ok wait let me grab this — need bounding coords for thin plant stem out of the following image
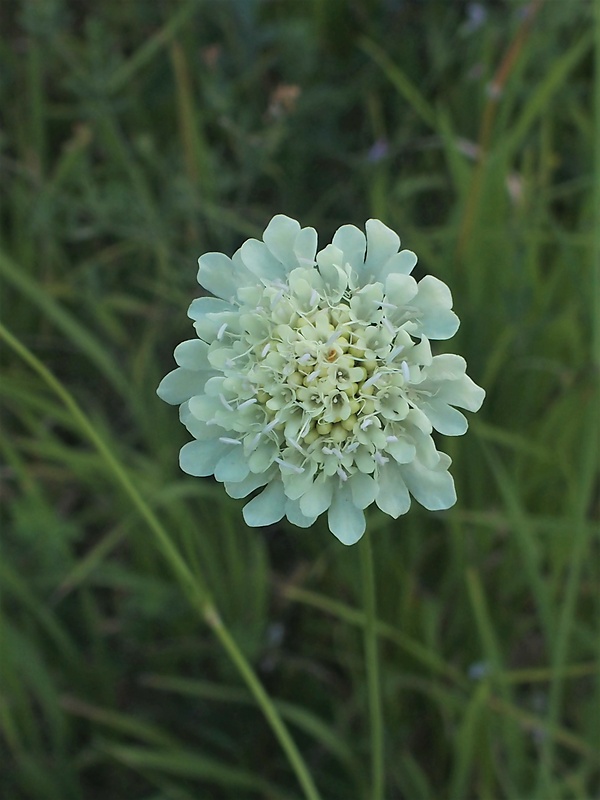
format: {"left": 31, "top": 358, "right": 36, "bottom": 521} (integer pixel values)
{"left": 0, "top": 321, "right": 322, "bottom": 800}
{"left": 360, "top": 528, "right": 384, "bottom": 800}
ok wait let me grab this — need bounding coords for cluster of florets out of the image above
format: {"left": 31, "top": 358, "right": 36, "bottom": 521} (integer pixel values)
{"left": 158, "top": 216, "right": 484, "bottom": 544}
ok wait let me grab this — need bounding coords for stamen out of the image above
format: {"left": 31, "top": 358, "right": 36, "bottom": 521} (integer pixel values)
{"left": 336, "top": 467, "right": 348, "bottom": 482}
{"left": 360, "top": 418, "right": 373, "bottom": 430}
{"left": 331, "top": 447, "right": 343, "bottom": 459}
{"left": 263, "top": 417, "right": 280, "bottom": 434}
{"left": 261, "top": 343, "right": 271, "bottom": 357}
{"left": 379, "top": 300, "right": 396, "bottom": 310}
{"left": 287, "top": 438, "right": 307, "bottom": 456}
{"left": 306, "top": 369, "right": 320, "bottom": 383}
{"left": 386, "top": 435, "right": 398, "bottom": 443}
{"left": 383, "top": 317, "right": 396, "bottom": 334}
{"left": 219, "top": 437, "right": 242, "bottom": 445}
{"left": 219, "top": 394, "right": 233, "bottom": 410}
{"left": 247, "top": 432, "right": 262, "bottom": 450}
{"left": 298, "top": 353, "right": 312, "bottom": 364}
{"left": 275, "top": 458, "right": 305, "bottom": 474}
{"left": 401, "top": 361, "right": 410, "bottom": 382}
{"left": 238, "top": 397, "right": 258, "bottom": 410}
{"left": 309, "top": 289, "right": 319, "bottom": 306}
{"left": 389, "top": 345, "right": 405, "bottom": 360}
{"left": 217, "top": 322, "right": 228, "bottom": 340}
{"left": 374, "top": 452, "right": 389, "bottom": 465}
{"left": 346, "top": 441, "right": 360, "bottom": 453}
{"left": 325, "top": 330, "right": 342, "bottom": 347}
{"left": 362, "top": 372, "right": 381, "bottom": 390}
{"left": 322, "top": 446, "right": 333, "bottom": 455}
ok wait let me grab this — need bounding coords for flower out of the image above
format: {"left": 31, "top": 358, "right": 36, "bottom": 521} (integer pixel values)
{"left": 157, "top": 215, "right": 485, "bottom": 545}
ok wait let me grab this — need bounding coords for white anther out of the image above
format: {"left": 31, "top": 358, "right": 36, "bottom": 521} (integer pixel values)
{"left": 362, "top": 372, "right": 381, "bottom": 390}
{"left": 322, "top": 446, "right": 333, "bottom": 455}
{"left": 238, "top": 397, "right": 258, "bottom": 410}
{"left": 219, "top": 437, "right": 242, "bottom": 445}
{"left": 386, "top": 435, "right": 398, "bottom": 443}
{"left": 261, "top": 343, "right": 271, "bottom": 357}
{"left": 336, "top": 467, "right": 348, "bottom": 482}
{"left": 379, "top": 300, "right": 396, "bottom": 310}
{"left": 309, "top": 289, "right": 319, "bottom": 306}
{"left": 217, "top": 323, "right": 228, "bottom": 340}
{"left": 263, "top": 417, "right": 280, "bottom": 434}
{"left": 401, "top": 361, "right": 410, "bottom": 382}
{"left": 360, "top": 418, "right": 374, "bottom": 430}
{"left": 275, "top": 458, "right": 305, "bottom": 474}
{"left": 248, "top": 433, "right": 262, "bottom": 450}
{"left": 383, "top": 317, "right": 396, "bottom": 334}
{"left": 346, "top": 442, "right": 360, "bottom": 453}
{"left": 287, "top": 438, "right": 307, "bottom": 456}
{"left": 298, "top": 353, "right": 312, "bottom": 364}
{"left": 374, "top": 452, "right": 389, "bottom": 465}
{"left": 219, "top": 394, "right": 233, "bottom": 410}
{"left": 389, "top": 345, "right": 405, "bottom": 360}
{"left": 325, "top": 330, "right": 342, "bottom": 347}
{"left": 306, "top": 369, "right": 320, "bottom": 383}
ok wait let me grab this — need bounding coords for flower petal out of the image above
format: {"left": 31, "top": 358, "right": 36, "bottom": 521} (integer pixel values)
{"left": 243, "top": 480, "right": 287, "bottom": 527}
{"left": 214, "top": 447, "right": 251, "bottom": 483}
{"left": 293, "top": 226, "right": 318, "bottom": 267}
{"left": 263, "top": 215, "right": 302, "bottom": 266}
{"left": 157, "top": 368, "right": 208, "bottom": 405}
{"left": 378, "top": 249, "right": 418, "bottom": 282}
{"left": 411, "top": 276, "right": 459, "bottom": 340}
{"left": 225, "top": 469, "right": 272, "bottom": 499}
{"left": 285, "top": 498, "right": 318, "bottom": 528}
{"left": 375, "top": 462, "right": 411, "bottom": 518}
{"left": 179, "top": 439, "right": 229, "bottom": 477}
{"left": 328, "top": 482, "right": 366, "bottom": 545}
{"left": 348, "top": 472, "right": 378, "bottom": 509}
{"left": 173, "top": 339, "right": 211, "bottom": 370}
{"left": 299, "top": 476, "right": 334, "bottom": 518}
{"left": 188, "top": 296, "right": 235, "bottom": 321}
{"left": 421, "top": 400, "right": 469, "bottom": 436}
{"left": 240, "top": 239, "right": 287, "bottom": 283}
{"left": 400, "top": 455, "right": 456, "bottom": 510}
{"left": 364, "top": 219, "right": 400, "bottom": 276}
{"left": 332, "top": 224, "right": 366, "bottom": 272}
{"left": 197, "top": 252, "right": 254, "bottom": 300}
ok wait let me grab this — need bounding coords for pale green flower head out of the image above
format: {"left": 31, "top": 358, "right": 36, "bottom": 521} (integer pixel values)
{"left": 157, "top": 215, "right": 485, "bottom": 545}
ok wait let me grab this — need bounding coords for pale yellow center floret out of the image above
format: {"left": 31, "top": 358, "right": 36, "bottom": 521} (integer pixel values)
{"left": 254, "top": 298, "right": 396, "bottom": 449}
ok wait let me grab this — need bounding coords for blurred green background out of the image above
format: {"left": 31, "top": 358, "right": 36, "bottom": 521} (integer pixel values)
{"left": 1, "top": 0, "right": 598, "bottom": 798}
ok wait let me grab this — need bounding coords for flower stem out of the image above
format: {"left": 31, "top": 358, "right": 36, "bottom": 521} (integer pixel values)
{"left": 0, "top": 321, "right": 322, "bottom": 800}
{"left": 360, "top": 528, "right": 385, "bottom": 800}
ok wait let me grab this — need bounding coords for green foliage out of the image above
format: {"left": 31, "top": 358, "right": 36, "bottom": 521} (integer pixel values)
{"left": 1, "top": 0, "right": 598, "bottom": 798}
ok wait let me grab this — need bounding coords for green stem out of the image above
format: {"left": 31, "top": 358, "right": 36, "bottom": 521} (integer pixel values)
{"left": 360, "top": 529, "right": 384, "bottom": 800}
{"left": 0, "top": 321, "right": 322, "bottom": 800}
